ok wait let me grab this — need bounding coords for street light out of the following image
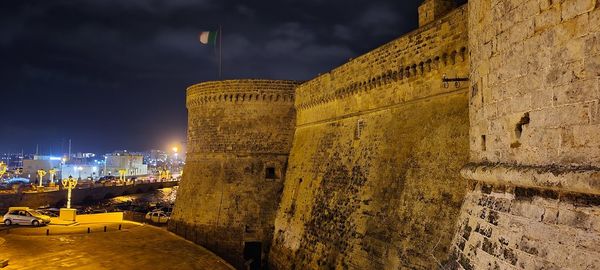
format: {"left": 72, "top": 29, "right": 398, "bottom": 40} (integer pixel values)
{"left": 37, "top": 169, "right": 47, "bottom": 187}
{"left": 62, "top": 176, "right": 78, "bottom": 209}
{"left": 118, "top": 169, "right": 127, "bottom": 183}
{"left": 48, "top": 169, "right": 57, "bottom": 184}
{"left": 0, "top": 162, "right": 7, "bottom": 178}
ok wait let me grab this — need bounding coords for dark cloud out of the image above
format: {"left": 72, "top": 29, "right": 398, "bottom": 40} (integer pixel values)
{"left": 333, "top": 25, "right": 354, "bottom": 41}
{"left": 0, "top": 0, "right": 467, "bottom": 154}
{"left": 359, "top": 5, "right": 400, "bottom": 27}
{"left": 235, "top": 5, "right": 256, "bottom": 18}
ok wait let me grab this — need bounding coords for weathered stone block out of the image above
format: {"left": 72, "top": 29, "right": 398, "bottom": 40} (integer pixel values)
{"left": 591, "top": 99, "right": 600, "bottom": 124}
{"left": 553, "top": 79, "right": 598, "bottom": 105}
{"left": 555, "top": 103, "right": 591, "bottom": 126}
{"left": 561, "top": 0, "right": 596, "bottom": 21}
{"left": 510, "top": 200, "right": 546, "bottom": 221}
{"left": 573, "top": 124, "right": 600, "bottom": 146}
{"left": 539, "top": 0, "right": 558, "bottom": 11}
{"left": 576, "top": 230, "right": 600, "bottom": 253}
{"left": 531, "top": 89, "right": 554, "bottom": 109}
{"left": 584, "top": 54, "right": 600, "bottom": 77}
{"left": 557, "top": 208, "right": 592, "bottom": 229}
{"left": 535, "top": 6, "right": 562, "bottom": 32}
{"left": 541, "top": 207, "right": 559, "bottom": 223}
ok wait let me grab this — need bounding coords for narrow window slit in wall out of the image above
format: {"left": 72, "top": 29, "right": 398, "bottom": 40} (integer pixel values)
{"left": 471, "top": 82, "right": 478, "bottom": 98}
{"left": 265, "top": 167, "right": 276, "bottom": 180}
{"left": 481, "top": 135, "right": 486, "bottom": 151}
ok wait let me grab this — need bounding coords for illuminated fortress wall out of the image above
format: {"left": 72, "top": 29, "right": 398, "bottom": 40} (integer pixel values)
{"left": 169, "top": 80, "right": 300, "bottom": 269}
{"left": 269, "top": 3, "right": 471, "bottom": 269}
{"left": 173, "top": 1, "right": 600, "bottom": 269}
{"left": 447, "top": 0, "right": 600, "bottom": 269}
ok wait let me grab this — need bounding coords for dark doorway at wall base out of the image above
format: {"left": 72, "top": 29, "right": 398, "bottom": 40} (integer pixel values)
{"left": 243, "top": 241, "right": 262, "bottom": 270}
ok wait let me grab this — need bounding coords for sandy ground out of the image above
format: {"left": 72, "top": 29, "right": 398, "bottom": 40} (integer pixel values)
{"left": 0, "top": 223, "right": 233, "bottom": 270}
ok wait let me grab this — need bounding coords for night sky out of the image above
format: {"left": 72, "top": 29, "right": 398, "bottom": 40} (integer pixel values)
{"left": 0, "top": 0, "right": 467, "bottom": 154}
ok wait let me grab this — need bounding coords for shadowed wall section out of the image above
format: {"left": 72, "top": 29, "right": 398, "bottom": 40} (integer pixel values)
{"left": 169, "top": 80, "right": 299, "bottom": 270}
{"left": 269, "top": 5, "right": 470, "bottom": 269}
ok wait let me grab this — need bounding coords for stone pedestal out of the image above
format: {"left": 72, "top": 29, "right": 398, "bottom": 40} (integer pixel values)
{"left": 59, "top": 208, "right": 77, "bottom": 221}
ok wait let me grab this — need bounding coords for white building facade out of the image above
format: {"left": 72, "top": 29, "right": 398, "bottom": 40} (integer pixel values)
{"left": 61, "top": 164, "right": 99, "bottom": 180}
{"left": 104, "top": 152, "right": 148, "bottom": 177}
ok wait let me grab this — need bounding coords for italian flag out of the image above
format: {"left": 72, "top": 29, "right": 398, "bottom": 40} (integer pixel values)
{"left": 199, "top": 31, "right": 218, "bottom": 45}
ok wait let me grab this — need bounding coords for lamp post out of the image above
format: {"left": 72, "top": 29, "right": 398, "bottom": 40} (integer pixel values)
{"left": 48, "top": 169, "right": 57, "bottom": 184}
{"left": 118, "top": 169, "right": 127, "bottom": 184}
{"left": 159, "top": 167, "right": 171, "bottom": 181}
{"left": 62, "top": 176, "right": 78, "bottom": 209}
{"left": 0, "top": 162, "right": 6, "bottom": 179}
{"left": 37, "top": 169, "right": 47, "bottom": 187}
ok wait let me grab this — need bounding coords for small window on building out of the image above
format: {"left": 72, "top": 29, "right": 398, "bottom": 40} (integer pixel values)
{"left": 265, "top": 167, "right": 276, "bottom": 180}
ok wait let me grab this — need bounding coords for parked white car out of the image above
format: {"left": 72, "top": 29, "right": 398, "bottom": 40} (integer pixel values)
{"left": 3, "top": 207, "right": 51, "bottom": 226}
{"left": 144, "top": 211, "right": 170, "bottom": 224}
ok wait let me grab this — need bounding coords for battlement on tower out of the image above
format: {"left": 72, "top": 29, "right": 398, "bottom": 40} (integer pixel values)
{"left": 419, "top": 0, "right": 456, "bottom": 26}
{"left": 186, "top": 79, "right": 299, "bottom": 108}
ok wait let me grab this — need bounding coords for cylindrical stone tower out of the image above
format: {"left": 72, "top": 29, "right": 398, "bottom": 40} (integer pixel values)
{"left": 169, "top": 79, "right": 300, "bottom": 269}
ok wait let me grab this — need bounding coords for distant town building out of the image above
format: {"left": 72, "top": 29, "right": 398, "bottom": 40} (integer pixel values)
{"left": 0, "top": 153, "right": 22, "bottom": 168}
{"left": 146, "top": 149, "right": 168, "bottom": 165}
{"left": 61, "top": 164, "right": 99, "bottom": 180}
{"left": 104, "top": 151, "right": 148, "bottom": 177}
{"left": 73, "top": 152, "right": 96, "bottom": 159}
{"left": 22, "top": 155, "right": 62, "bottom": 181}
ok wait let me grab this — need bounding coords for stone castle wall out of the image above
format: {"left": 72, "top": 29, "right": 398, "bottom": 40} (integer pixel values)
{"left": 269, "top": 5, "right": 471, "bottom": 269}
{"left": 448, "top": 0, "right": 600, "bottom": 269}
{"left": 169, "top": 80, "right": 300, "bottom": 269}
{"left": 173, "top": 1, "right": 600, "bottom": 269}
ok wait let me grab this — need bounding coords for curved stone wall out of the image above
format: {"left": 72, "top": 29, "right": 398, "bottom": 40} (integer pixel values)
{"left": 186, "top": 80, "right": 298, "bottom": 155}
{"left": 170, "top": 79, "right": 300, "bottom": 269}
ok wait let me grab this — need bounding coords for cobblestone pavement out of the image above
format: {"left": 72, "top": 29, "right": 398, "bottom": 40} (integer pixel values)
{"left": 0, "top": 224, "right": 233, "bottom": 270}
